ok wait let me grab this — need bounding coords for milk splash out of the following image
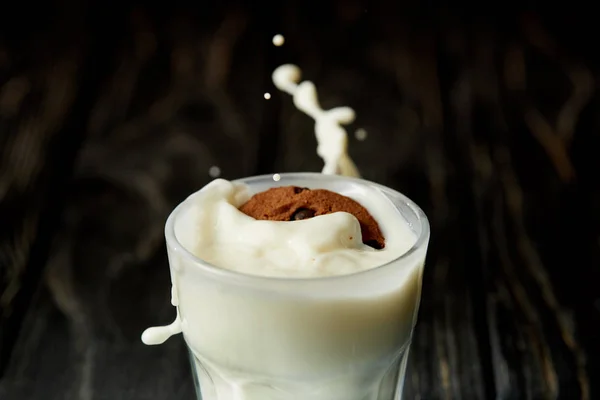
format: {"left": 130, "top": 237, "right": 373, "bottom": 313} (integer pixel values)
{"left": 272, "top": 64, "right": 360, "bottom": 178}
{"left": 142, "top": 286, "right": 182, "bottom": 345}
{"left": 142, "top": 65, "right": 362, "bottom": 346}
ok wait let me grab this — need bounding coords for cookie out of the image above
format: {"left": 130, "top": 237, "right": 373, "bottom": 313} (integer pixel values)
{"left": 239, "top": 186, "right": 385, "bottom": 249}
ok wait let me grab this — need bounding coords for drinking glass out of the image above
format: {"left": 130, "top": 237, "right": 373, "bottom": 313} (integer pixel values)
{"left": 165, "top": 173, "right": 430, "bottom": 400}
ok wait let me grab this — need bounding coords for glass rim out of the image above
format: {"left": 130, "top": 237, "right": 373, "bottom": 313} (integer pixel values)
{"left": 164, "top": 172, "right": 430, "bottom": 284}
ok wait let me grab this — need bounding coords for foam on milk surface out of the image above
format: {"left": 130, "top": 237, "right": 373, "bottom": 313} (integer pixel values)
{"left": 174, "top": 178, "right": 415, "bottom": 278}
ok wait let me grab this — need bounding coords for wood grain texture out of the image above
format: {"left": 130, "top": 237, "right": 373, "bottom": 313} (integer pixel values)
{"left": 0, "top": 0, "right": 88, "bottom": 373}
{"left": 1, "top": 2, "right": 599, "bottom": 399}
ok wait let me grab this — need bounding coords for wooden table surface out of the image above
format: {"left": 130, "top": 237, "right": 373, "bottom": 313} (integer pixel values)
{"left": 1, "top": 2, "right": 599, "bottom": 399}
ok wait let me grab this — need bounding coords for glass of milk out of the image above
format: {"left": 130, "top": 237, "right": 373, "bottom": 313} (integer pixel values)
{"left": 164, "top": 173, "right": 430, "bottom": 400}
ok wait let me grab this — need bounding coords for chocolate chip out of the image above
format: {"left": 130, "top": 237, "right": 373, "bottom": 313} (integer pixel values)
{"left": 365, "top": 240, "right": 383, "bottom": 250}
{"left": 291, "top": 208, "right": 315, "bottom": 220}
{"left": 293, "top": 187, "right": 309, "bottom": 194}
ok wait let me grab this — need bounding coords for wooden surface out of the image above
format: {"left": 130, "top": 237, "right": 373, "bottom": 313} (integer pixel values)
{"left": 1, "top": 2, "right": 599, "bottom": 399}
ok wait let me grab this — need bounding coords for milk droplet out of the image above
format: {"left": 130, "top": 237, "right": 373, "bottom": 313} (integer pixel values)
{"left": 209, "top": 166, "right": 221, "bottom": 178}
{"left": 355, "top": 128, "right": 368, "bottom": 141}
{"left": 141, "top": 318, "right": 182, "bottom": 345}
{"left": 264, "top": 92, "right": 271, "bottom": 100}
{"left": 272, "top": 34, "right": 285, "bottom": 47}
{"left": 273, "top": 173, "right": 281, "bottom": 182}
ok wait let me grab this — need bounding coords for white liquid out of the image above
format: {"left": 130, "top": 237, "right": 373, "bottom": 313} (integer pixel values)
{"left": 272, "top": 34, "right": 285, "bottom": 47}
{"left": 355, "top": 128, "right": 368, "bottom": 141}
{"left": 272, "top": 64, "right": 360, "bottom": 177}
{"left": 209, "top": 165, "right": 221, "bottom": 178}
{"left": 142, "top": 63, "right": 427, "bottom": 400}
{"left": 142, "top": 178, "right": 424, "bottom": 400}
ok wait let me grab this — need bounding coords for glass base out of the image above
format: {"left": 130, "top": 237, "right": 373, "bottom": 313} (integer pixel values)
{"left": 187, "top": 344, "right": 410, "bottom": 400}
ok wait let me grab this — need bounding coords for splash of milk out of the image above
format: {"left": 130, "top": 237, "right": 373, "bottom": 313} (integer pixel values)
{"left": 142, "top": 64, "right": 365, "bottom": 346}
{"left": 142, "top": 176, "right": 417, "bottom": 345}
{"left": 272, "top": 64, "right": 360, "bottom": 178}
{"left": 141, "top": 285, "right": 182, "bottom": 344}
{"left": 141, "top": 315, "right": 181, "bottom": 345}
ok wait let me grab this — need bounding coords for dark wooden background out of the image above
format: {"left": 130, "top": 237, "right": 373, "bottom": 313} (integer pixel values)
{"left": 0, "top": 1, "right": 599, "bottom": 399}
